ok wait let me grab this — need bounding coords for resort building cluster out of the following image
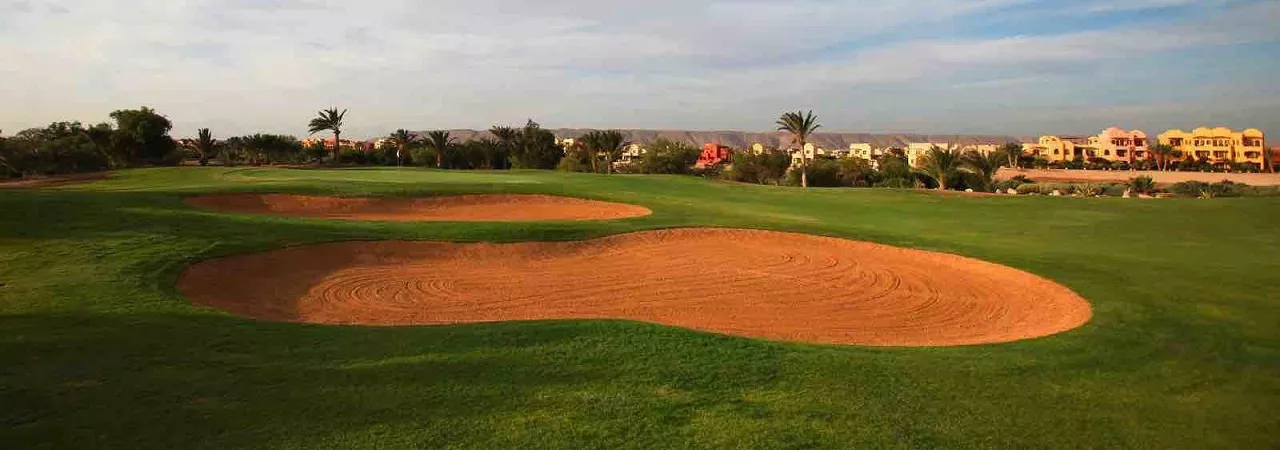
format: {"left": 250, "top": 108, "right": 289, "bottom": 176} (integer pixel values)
{"left": 1023, "top": 127, "right": 1268, "bottom": 169}
{"left": 299, "top": 126, "right": 1267, "bottom": 172}
{"left": 589, "top": 126, "right": 1269, "bottom": 171}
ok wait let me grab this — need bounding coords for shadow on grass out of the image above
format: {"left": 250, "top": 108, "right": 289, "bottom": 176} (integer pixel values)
{"left": 0, "top": 312, "right": 795, "bottom": 448}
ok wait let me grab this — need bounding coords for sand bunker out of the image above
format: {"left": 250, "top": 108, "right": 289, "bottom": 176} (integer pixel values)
{"left": 185, "top": 193, "right": 652, "bottom": 222}
{"left": 178, "top": 229, "right": 1091, "bottom": 346}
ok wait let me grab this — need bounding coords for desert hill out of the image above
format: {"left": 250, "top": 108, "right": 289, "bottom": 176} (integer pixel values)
{"left": 431, "top": 129, "right": 1027, "bottom": 149}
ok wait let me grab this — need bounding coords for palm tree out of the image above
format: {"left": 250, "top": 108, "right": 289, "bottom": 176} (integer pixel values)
{"left": 999, "top": 142, "right": 1023, "bottom": 169}
{"left": 307, "top": 108, "right": 347, "bottom": 163}
{"left": 1148, "top": 143, "right": 1176, "bottom": 171}
{"left": 190, "top": 128, "right": 218, "bottom": 165}
{"left": 489, "top": 126, "right": 518, "bottom": 144}
{"left": 424, "top": 130, "right": 455, "bottom": 168}
{"left": 960, "top": 149, "right": 1004, "bottom": 192}
{"left": 776, "top": 110, "right": 821, "bottom": 188}
{"left": 1127, "top": 176, "right": 1156, "bottom": 195}
{"left": 917, "top": 145, "right": 964, "bottom": 190}
{"left": 388, "top": 129, "right": 417, "bottom": 167}
{"left": 581, "top": 130, "right": 629, "bottom": 174}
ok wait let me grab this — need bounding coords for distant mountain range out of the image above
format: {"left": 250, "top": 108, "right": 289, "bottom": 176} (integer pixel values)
{"left": 428, "top": 129, "right": 1028, "bottom": 149}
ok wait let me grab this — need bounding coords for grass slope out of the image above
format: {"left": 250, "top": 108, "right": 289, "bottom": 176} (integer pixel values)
{"left": 2, "top": 167, "right": 1277, "bottom": 449}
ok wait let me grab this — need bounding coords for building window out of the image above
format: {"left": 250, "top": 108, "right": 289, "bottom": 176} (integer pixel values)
{"left": 1117, "top": 150, "right": 1127, "bottom": 157}
{"left": 1104, "top": 150, "right": 1111, "bottom": 156}
{"left": 1053, "top": 150, "right": 1060, "bottom": 155}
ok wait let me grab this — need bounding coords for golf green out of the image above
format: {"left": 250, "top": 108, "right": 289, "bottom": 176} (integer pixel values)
{"left": 2, "top": 167, "right": 1277, "bottom": 449}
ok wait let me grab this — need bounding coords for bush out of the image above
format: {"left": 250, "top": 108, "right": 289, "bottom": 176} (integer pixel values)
{"left": 1016, "top": 184, "right": 1043, "bottom": 195}
{"left": 409, "top": 148, "right": 438, "bottom": 167}
{"left": 635, "top": 139, "right": 700, "bottom": 175}
{"left": 1169, "top": 181, "right": 1228, "bottom": 197}
{"left": 1127, "top": 176, "right": 1156, "bottom": 195}
{"left": 337, "top": 148, "right": 374, "bottom": 165}
{"left": 1076, "top": 183, "right": 1106, "bottom": 196}
{"left": 725, "top": 151, "right": 791, "bottom": 185}
{"left": 995, "top": 174, "right": 1035, "bottom": 192}
{"left": 786, "top": 158, "right": 842, "bottom": 187}
{"left": 555, "top": 154, "right": 593, "bottom": 173}
{"left": 1084, "top": 157, "right": 1112, "bottom": 171}
{"left": 993, "top": 179, "right": 1021, "bottom": 192}
{"left": 1104, "top": 183, "right": 1128, "bottom": 197}
{"left": 837, "top": 157, "right": 878, "bottom": 187}
{"left": 874, "top": 178, "right": 915, "bottom": 189}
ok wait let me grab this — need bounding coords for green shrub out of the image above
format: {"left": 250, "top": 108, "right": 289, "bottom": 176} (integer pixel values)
{"left": 874, "top": 178, "right": 915, "bottom": 189}
{"left": 995, "top": 174, "right": 1035, "bottom": 192}
{"left": 1016, "top": 184, "right": 1042, "bottom": 195}
{"left": 555, "top": 155, "right": 593, "bottom": 173}
{"left": 1239, "top": 185, "right": 1280, "bottom": 197}
{"left": 994, "top": 179, "right": 1020, "bottom": 192}
{"left": 1127, "top": 176, "right": 1156, "bottom": 195}
{"left": 1169, "top": 181, "right": 1211, "bottom": 197}
{"left": 725, "top": 151, "right": 790, "bottom": 185}
{"left": 1036, "top": 183, "right": 1075, "bottom": 195}
{"left": 786, "top": 158, "right": 843, "bottom": 187}
{"left": 635, "top": 139, "right": 700, "bottom": 175}
{"left": 1076, "top": 183, "right": 1106, "bottom": 197}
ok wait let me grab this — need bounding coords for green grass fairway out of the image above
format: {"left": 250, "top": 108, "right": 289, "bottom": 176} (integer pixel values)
{"left": 3, "top": 167, "right": 1278, "bottom": 449}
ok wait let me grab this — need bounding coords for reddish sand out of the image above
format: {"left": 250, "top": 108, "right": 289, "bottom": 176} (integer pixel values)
{"left": 177, "top": 229, "right": 1092, "bottom": 346}
{"left": 997, "top": 168, "right": 1280, "bottom": 186}
{"left": 185, "top": 194, "right": 652, "bottom": 222}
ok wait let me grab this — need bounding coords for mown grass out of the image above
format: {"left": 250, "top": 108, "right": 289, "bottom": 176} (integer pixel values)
{"left": 1, "top": 167, "right": 1277, "bottom": 449}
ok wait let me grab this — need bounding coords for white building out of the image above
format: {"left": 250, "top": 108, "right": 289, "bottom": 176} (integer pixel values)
{"left": 617, "top": 143, "right": 646, "bottom": 165}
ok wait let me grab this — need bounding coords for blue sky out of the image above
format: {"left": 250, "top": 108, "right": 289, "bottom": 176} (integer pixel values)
{"left": 1, "top": 0, "right": 1277, "bottom": 138}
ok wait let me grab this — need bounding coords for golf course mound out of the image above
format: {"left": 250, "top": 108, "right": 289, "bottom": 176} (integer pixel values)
{"left": 184, "top": 193, "right": 652, "bottom": 222}
{"left": 177, "top": 228, "right": 1092, "bottom": 346}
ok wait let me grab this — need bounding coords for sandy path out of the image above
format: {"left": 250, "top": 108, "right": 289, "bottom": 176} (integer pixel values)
{"left": 185, "top": 194, "right": 652, "bottom": 222}
{"left": 997, "top": 168, "right": 1280, "bottom": 186}
{"left": 177, "top": 229, "right": 1091, "bottom": 346}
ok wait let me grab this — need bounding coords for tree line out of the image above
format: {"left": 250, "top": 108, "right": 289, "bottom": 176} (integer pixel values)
{"left": 1, "top": 107, "right": 177, "bottom": 178}
{"left": 9, "top": 106, "right": 1263, "bottom": 188}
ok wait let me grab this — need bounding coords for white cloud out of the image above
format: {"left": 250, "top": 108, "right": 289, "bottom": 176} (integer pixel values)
{"left": 0, "top": 0, "right": 1276, "bottom": 137}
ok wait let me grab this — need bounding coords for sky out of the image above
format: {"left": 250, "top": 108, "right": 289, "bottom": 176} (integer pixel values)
{"left": 1, "top": 0, "right": 1278, "bottom": 139}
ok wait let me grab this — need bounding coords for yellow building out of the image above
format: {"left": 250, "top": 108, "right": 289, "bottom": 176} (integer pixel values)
{"left": 1092, "top": 128, "right": 1148, "bottom": 163}
{"left": 1157, "top": 127, "right": 1266, "bottom": 168}
{"left": 905, "top": 143, "right": 948, "bottom": 167}
{"left": 848, "top": 143, "right": 879, "bottom": 160}
{"left": 1021, "top": 128, "right": 1149, "bottom": 164}
{"left": 1022, "top": 135, "right": 1092, "bottom": 163}
{"left": 901, "top": 143, "right": 997, "bottom": 167}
